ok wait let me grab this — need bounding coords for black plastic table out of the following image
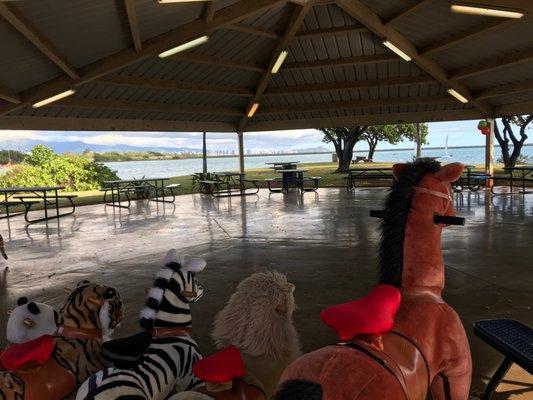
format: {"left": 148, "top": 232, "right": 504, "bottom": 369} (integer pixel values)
{"left": 474, "top": 319, "right": 532, "bottom": 400}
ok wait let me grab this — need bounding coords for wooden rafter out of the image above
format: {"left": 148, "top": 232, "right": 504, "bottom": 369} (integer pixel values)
{"left": 0, "top": 0, "right": 286, "bottom": 117}
{"left": 0, "top": 87, "right": 21, "bottom": 104}
{"left": 0, "top": 116, "right": 236, "bottom": 132}
{"left": 421, "top": 18, "right": 516, "bottom": 55}
{"left": 263, "top": 75, "right": 435, "bottom": 95}
{"left": 98, "top": 74, "right": 253, "bottom": 97}
{"left": 336, "top": 0, "right": 493, "bottom": 116}
{"left": 55, "top": 98, "right": 243, "bottom": 116}
{"left": 247, "top": 108, "right": 481, "bottom": 131}
{"left": 203, "top": 1, "right": 217, "bottom": 22}
{"left": 451, "top": 48, "right": 533, "bottom": 80}
{"left": 170, "top": 53, "right": 265, "bottom": 72}
{"left": 475, "top": 80, "right": 533, "bottom": 100}
{"left": 124, "top": 0, "right": 142, "bottom": 52}
{"left": 0, "top": 2, "right": 79, "bottom": 79}
{"left": 295, "top": 24, "right": 367, "bottom": 38}
{"left": 260, "top": 95, "right": 455, "bottom": 114}
{"left": 238, "top": 3, "right": 311, "bottom": 131}
{"left": 227, "top": 23, "right": 281, "bottom": 39}
{"left": 284, "top": 53, "right": 396, "bottom": 70}
{"left": 495, "top": 100, "right": 533, "bottom": 117}
{"left": 384, "top": 0, "right": 433, "bottom": 26}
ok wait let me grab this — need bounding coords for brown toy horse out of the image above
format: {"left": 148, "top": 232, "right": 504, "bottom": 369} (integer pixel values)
{"left": 276, "top": 161, "right": 472, "bottom": 400}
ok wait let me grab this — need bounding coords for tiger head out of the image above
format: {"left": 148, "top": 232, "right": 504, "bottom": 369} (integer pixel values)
{"left": 59, "top": 281, "right": 124, "bottom": 340}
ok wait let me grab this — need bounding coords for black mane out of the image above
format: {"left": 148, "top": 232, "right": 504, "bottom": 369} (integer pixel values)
{"left": 378, "top": 159, "right": 441, "bottom": 287}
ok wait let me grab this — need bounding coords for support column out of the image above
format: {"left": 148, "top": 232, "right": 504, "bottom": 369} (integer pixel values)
{"left": 237, "top": 131, "right": 245, "bottom": 174}
{"left": 202, "top": 131, "right": 207, "bottom": 174}
{"left": 485, "top": 118, "right": 495, "bottom": 188}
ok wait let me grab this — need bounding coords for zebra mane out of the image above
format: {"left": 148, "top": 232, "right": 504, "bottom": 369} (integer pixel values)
{"left": 139, "top": 262, "right": 182, "bottom": 330}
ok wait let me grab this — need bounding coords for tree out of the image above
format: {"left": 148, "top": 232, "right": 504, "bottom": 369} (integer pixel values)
{"left": 362, "top": 123, "right": 429, "bottom": 160}
{"left": 494, "top": 115, "right": 532, "bottom": 167}
{"left": 320, "top": 127, "right": 367, "bottom": 172}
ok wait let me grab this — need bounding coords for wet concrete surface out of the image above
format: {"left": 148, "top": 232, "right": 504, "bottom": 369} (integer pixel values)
{"left": 0, "top": 188, "right": 531, "bottom": 399}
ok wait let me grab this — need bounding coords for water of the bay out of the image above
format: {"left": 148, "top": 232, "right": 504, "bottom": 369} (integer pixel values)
{"left": 105, "top": 146, "right": 533, "bottom": 179}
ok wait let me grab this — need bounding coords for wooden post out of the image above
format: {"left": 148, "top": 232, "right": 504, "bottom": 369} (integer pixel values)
{"left": 485, "top": 118, "right": 495, "bottom": 188}
{"left": 237, "top": 131, "right": 245, "bottom": 173}
{"left": 416, "top": 123, "right": 422, "bottom": 158}
{"left": 202, "top": 131, "right": 207, "bottom": 174}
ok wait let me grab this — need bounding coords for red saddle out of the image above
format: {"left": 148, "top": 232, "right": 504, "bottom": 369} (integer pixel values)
{"left": 0, "top": 335, "right": 54, "bottom": 371}
{"left": 193, "top": 345, "right": 245, "bottom": 384}
{"left": 320, "top": 285, "right": 401, "bottom": 342}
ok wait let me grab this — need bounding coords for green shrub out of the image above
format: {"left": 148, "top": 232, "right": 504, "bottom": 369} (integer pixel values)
{"left": 0, "top": 149, "right": 26, "bottom": 164}
{"left": 0, "top": 145, "right": 119, "bottom": 191}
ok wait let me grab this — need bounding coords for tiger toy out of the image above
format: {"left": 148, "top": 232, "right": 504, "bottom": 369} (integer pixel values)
{"left": 0, "top": 281, "right": 124, "bottom": 400}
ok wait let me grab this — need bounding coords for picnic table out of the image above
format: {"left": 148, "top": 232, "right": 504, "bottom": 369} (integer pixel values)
{"left": 0, "top": 186, "right": 76, "bottom": 224}
{"left": 103, "top": 177, "right": 179, "bottom": 208}
{"left": 198, "top": 172, "right": 259, "bottom": 197}
{"left": 452, "top": 165, "right": 491, "bottom": 193}
{"left": 503, "top": 165, "right": 533, "bottom": 194}
{"left": 265, "top": 168, "right": 321, "bottom": 193}
{"left": 266, "top": 161, "right": 300, "bottom": 170}
{"left": 344, "top": 167, "right": 394, "bottom": 191}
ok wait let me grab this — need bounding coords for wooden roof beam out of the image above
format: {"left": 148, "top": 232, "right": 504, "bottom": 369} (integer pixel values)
{"left": 0, "top": 116, "right": 236, "bottom": 132}
{"left": 475, "top": 80, "right": 533, "bottom": 100}
{"left": 283, "top": 53, "right": 396, "bottom": 70}
{"left": 0, "top": 0, "right": 285, "bottom": 117}
{"left": 239, "top": 3, "right": 311, "bottom": 131}
{"left": 124, "top": 0, "right": 142, "bottom": 52}
{"left": 203, "top": 1, "right": 217, "bottom": 22}
{"left": 384, "top": 0, "right": 433, "bottom": 26}
{"left": 98, "top": 74, "right": 253, "bottom": 97}
{"left": 495, "top": 100, "right": 533, "bottom": 117}
{"left": 169, "top": 53, "right": 265, "bottom": 72}
{"left": 421, "top": 18, "right": 516, "bottom": 55}
{"left": 263, "top": 75, "right": 435, "bottom": 95}
{"left": 295, "top": 24, "right": 368, "bottom": 38}
{"left": 55, "top": 98, "right": 243, "bottom": 116}
{"left": 259, "top": 95, "right": 457, "bottom": 114}
{"left": 336, "top": 0, "right": 493, "bottom": 116}
{"left": 247, "top": 108, "right": 481, "bottom": 131}
{"left": 0, "top": 2, "right": 79, "bottom": 79}
{"left": 0, "top": 87, "right": 21, "bottom": 104}
{"left": 451, "top": 48, "right": 533, "bottom": 80}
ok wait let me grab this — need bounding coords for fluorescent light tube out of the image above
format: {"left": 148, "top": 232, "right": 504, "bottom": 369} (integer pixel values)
{"left": 450, "top": 3, "right": 524, "bottom": 18}
{"left": 447, "top": 88, "right": 469, "bottom": 103}
{"left": 271, "top": 50, "right": 289, "bottom": 74}
{"left": 247, "top": 102, "right": 259, "bottom": 118}
{"left": 383, "top": 40, "right": 411, "bottom": 61}
{"left": 32, "top": 89, "right": 75, "bottom": 108}
{"left": 158, "top": 35, "right": 209, "bottom": 58}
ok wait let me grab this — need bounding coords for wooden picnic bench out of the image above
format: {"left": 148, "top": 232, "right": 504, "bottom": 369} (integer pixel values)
{"left": 344, "top": 168, "right": 394, "bottom": 191}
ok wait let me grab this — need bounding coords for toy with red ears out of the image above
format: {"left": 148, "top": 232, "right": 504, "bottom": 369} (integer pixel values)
{"left": 276, "top": 160, "right": 472, "bottom": 400}
{"left": 169, "top": 346, "right": 266, "bottom": 400}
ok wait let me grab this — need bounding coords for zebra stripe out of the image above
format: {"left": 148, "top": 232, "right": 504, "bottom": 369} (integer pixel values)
{"left": 76, "top": 336, "right": 203, "bottom": 400}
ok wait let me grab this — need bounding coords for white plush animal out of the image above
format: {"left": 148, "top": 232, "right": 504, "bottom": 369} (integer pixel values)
{"left": 7, "top": 297, "right": 59, "bottom": 344}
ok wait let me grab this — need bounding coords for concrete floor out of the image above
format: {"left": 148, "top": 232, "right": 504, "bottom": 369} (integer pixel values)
{"left": 0, "top": 188, "right": 531, "bottom": 399}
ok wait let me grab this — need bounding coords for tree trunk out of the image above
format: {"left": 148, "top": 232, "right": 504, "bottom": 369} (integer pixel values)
{"left": 415, "top": 123, "right": 422, "bottom": 158}
{"left": 338, "top": 148, "right": 353, "bottom": 172}
{"left": 367, "top": 140, "right": 377, "bottom": 161}
{"left": 493, "top": 122, "right": 511, "bottom": 166}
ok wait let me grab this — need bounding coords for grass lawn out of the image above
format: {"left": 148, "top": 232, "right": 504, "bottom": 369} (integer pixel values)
{"left": 65, "top": 161, "right": 511, "bottom": 208}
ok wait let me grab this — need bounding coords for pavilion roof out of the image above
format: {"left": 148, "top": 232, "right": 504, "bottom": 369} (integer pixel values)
{"left": 0, "top": 0, "right": 532, "bottom": 132}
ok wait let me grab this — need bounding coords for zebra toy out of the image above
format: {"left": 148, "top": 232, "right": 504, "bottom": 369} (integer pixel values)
{"left": 76, "top": 249, "right": 206, "bottom": 400}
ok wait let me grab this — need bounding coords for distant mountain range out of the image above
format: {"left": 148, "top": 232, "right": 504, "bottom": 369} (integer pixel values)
{"left": 0, "top": 139, "right": 330, "bottom": 155}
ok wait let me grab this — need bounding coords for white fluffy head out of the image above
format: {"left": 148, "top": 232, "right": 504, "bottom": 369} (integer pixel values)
{"left": 7, "top": 300, "right": 58, "bottom": 344}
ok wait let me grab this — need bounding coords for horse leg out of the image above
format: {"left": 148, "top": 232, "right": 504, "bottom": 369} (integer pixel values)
{"left": 430, "top": 372, "right": 471, "bottom": 400}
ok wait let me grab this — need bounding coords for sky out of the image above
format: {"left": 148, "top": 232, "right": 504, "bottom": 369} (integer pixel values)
{"left": 0, "top": 119, "right": 531, "bottom": 152}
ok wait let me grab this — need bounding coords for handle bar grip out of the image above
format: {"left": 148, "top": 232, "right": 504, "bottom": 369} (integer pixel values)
{"left": 433, "top": 215, "right": 465, "bottom": 226}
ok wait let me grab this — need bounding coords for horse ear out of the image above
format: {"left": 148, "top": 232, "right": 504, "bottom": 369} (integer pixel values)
{"left": 17, "top": 296, "right": 28, "bottom": 306}
{"left": 392, "top": 164, "right": 408, "bottom": 179}
{"left": 435, "top": 163, "right": 464, "bottom": 182}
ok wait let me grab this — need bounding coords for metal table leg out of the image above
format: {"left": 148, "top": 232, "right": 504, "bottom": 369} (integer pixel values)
{"left": 481, "top": 357, "right": 513, "bottom": 400}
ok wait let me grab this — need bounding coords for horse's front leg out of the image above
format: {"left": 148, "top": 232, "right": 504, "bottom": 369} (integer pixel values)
{"left": 430, "top": 372, "right": 471, "bottom": 400}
